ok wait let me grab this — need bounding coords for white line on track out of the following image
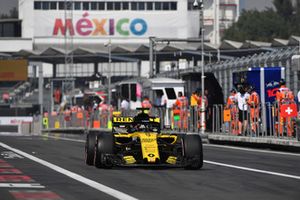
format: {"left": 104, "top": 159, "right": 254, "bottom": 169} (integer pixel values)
{"left": 0, "top": 183, "right": 45, "bottom": 188}
{"left": 0, "top": 142, "right": 138, "bottom": 200}
{"left": 204, "top": 160, "right": 300, "bottom": 180}
{"left": 42, "top": 135, "right": 85, "bottom": 143}
{"left": 204, "top": 144, "right": 300, "bottom": 157}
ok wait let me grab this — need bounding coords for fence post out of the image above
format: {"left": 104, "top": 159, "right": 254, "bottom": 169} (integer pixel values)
{"left": 296, "top": 118, "right": 300, "bottom": 141}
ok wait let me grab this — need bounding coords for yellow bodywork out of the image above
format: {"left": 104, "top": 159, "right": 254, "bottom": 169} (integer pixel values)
{"left": 115, "top": 132, "right": 177, "bottom": 164}
{"left": 123, "top": 156, "right": 136, "bottom": 164}
{"left": 166, "top": 156, "right": 177, "bottom": 165}
{"left": 139, "top": 132, "right": 159, "bottom": 163}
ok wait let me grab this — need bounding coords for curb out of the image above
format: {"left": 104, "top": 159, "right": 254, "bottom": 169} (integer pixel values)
{"left": 208, "top": 134, "right": 300, "bottom": 152}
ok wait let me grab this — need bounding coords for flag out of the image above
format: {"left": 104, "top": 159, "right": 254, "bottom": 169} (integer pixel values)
{"left": 280, "top": 104, "right": 298, "bottom": 117}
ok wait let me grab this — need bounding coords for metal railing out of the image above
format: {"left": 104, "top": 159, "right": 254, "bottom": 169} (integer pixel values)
{"left": 212, "top": 102, "right": 299, "bottom": 140}
{"left": 41, "top": 103, "right": 299, "bottom": 141}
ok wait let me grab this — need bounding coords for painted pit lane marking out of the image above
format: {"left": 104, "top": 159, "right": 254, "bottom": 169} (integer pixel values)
{"left": 0, "top": 183, "right": 45, "bottom": 188}
{"left": 0, "top": 142, "right": 139, "bottom": 200}
{"left": 0, "top": 158, "right": 46, "bottom": 189}
{"left": 0, "top": 159, "right": 13, "bottom": 168}
{"left": 0, "top": 175, "right": 34, "bottom": 182}
{"left": 204, "top": 144, "right": 300, "bottom": 157}
{"left": 10, "top": 190, "right": 62, "bottom": 200}
{"left": 204, "top": 160, "right": 300, "bottom": 180}
{"left": 0, "top": 168, "right": 22, "bottom": 174}
{"left": 1, "top": 151, "right": 24, "bottom": 159}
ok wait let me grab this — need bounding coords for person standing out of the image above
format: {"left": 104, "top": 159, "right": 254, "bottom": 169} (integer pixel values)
{"left": 121, "top": 97, "right": 130, "bottom": 111}
{"left": 247, "top": 86, "right": 260, "bottom": 136}
{"left": 226, "top": 89, "right": 238, "bottom": 134}
{"left": 235, "top": 85, "right": 250, "bottom": 135}
{"left": 190, "top": 91, "right": 200, "bottom": 130}
{"left": 173, "top": 91, "right": 188, "bottom": 130}
{"left": 141, "top": 96, "right": 152, "bottom": 109}
{"left": 2, "top": 91, "right": 9, "bottom": 103}
{"left": 275, "top": 79, "right": 296, "bottom": 136}
{"left": 53, "top": 87, "right": 62, "bottom": 105}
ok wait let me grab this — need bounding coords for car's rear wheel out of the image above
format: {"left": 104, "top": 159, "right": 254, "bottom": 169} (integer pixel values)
{"left": 85, "top": 132, "right": 97, "bottom": 166}
{"left": 183, "top": 134, "right": 203, "bottom": 170}
{"left": 94, "top": 133, "right": 114, "bottom": 169}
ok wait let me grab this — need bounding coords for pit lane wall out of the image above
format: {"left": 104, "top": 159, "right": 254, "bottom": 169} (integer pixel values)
{"left": 0, "top": 116, "right": 39, "bottom": 135}
{"left": 38, "top": 106, "right": 300, "bottom": 149}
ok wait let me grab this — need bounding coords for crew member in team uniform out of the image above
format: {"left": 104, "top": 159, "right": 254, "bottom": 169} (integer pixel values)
{"left": 226, "top": 88, "right": 238, "bottom": 134}
{"left": 275, "top": 79, "right": 296, "bottom": 137}
{"left": 173, "top": 92, "right": 188, "bottom": 130}
{"left": 247, "top": 86, "right": 260, "bottom": 136}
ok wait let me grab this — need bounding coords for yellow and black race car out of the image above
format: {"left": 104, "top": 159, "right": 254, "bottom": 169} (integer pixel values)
{"left": 85, "top": 109, "right": 203, "bottom": 169}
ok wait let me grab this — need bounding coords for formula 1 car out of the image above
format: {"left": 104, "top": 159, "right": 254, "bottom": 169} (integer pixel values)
{"left": 85, "top": 109, "right": 203, "bottom": 169}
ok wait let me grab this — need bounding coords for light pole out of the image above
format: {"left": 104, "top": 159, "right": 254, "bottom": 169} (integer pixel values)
{"left": 105, "top": 39, "right": 112, "bottom": 106}
{"left": 194, "top": 0, "right": 205, "bottom": 133}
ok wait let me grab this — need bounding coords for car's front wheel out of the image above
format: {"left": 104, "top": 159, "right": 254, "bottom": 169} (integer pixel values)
{"left": 85, "top": 132, "right": 97, "bottom": 166}
{"left": 182, "top": 134, "right": 203, "bottom": 170}
{"left": 94, "top": 133, "right": 114, "bottom": 169}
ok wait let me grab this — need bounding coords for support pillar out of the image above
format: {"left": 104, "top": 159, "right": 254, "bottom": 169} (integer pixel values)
{"left": 155, "top": 60, "right": 160, "bottom": 75}
{"left": 193, "top": 57, "right": 197, "bottom": 67}
{"left": 94, "top": 62, "right": 98, "bottom": 74}
{"left": 53, "top": 64, "right": 57, "bottom": 78}
{"left": 137, "top": 60, "right": 141, "bottom": 77}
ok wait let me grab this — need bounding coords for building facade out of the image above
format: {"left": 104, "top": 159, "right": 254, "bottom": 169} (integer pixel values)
{"left": 14, "top": 0, "right": 240, "bottom": 50}
{"left": 0, "top": 0, "right": 240, "bottom": 77}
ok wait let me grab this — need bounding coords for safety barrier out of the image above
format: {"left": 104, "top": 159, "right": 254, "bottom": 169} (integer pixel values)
{"left": 212, "top": 102, "right": 299, "bottom": 140}
{"left": 45, "top": 110, "right": 89, "bottom": 130}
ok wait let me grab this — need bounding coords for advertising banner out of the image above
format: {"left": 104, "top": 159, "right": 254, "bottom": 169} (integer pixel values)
{"left": 0, "top": 117, "right": 33, "bottom": 125}
{"left": 34, "top": 11, "right": 192, "bottom": 38}
{"left": 0, "top": 60, "right": 28, "bottom": 81}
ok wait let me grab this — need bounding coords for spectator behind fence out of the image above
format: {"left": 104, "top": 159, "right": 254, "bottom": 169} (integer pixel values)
{"left": 154, "top": 91, "right": 167, "bottom": 108}
{"left": 247, "top": 85, "right": 260, "bottom": 135}
{"left": 190, "top": 91, "right": 200, "bottom": 107}
{"left": 235, "top": 85, "right": 250, "bottom": 135}
{"left": 204, "top": 89, "right": 212, "bottom": 131}
{"left": 275, "top": 79, "right": 295, "bottom": 137}
{"left": 173, "top": 91, "right": 188, "bottom": 130}
{"left": 161, "top": 93, "right": 167, "bottom": 107}
{"left": 190, "top": 91, "right": 200, "bottom": 130}
{"left": 142, "top": 96, "right": 152, "bottom": 109}
{"left": 2, "top": 92, "right": 9, "bottom": 103}
{"left": 53, "top": 87, "right": 62, "bottom": 105}
{"left": 226, "top": 88, "right": 238, "bottom": 134}
{"left": 121, "top": 97, "right": 130, "bottom": 111}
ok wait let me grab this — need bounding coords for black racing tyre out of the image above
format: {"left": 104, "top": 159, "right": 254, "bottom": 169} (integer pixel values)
{"left": 85, "top": 132, "right": 97, "bottom": 166}
{"left": 94, "top": 133, "right": 114, "bottom": 169}
{"left": 183, "top": 134, "right": 203, "bottom": 170}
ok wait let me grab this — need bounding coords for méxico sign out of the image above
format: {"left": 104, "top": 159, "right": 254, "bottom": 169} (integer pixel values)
{"left": 52, "top": 12, "right": 147, "bottom": 37}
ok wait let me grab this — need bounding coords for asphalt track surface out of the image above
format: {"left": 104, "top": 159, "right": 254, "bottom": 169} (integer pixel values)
{"left": 0, "top": 134, "right": 300, "bottom": 200}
